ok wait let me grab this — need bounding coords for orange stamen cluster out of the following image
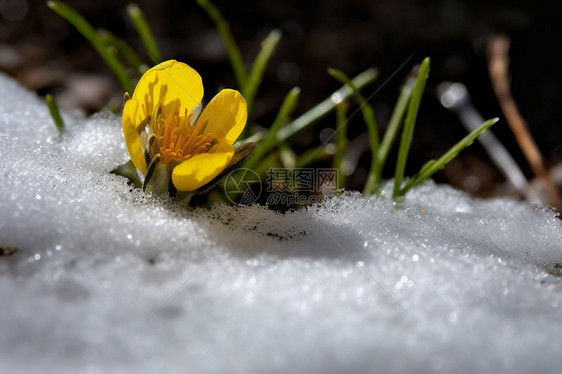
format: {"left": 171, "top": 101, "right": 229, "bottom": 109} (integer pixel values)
{"left": 152, "top": 109, "right": 215, "bottom": 164}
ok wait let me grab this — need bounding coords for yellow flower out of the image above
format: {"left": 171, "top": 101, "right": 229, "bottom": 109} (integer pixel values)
{"left": 122, "top": 60, "right": 247, "bottom": 192}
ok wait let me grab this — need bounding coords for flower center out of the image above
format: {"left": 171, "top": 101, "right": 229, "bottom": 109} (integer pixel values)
{"left": 152, "top": 109, "right": 216, "bottom": 164}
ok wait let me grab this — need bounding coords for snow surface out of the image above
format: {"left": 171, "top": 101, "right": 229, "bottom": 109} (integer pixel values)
{"left": 1, "top": 72, "right": 561, "bottom": 373}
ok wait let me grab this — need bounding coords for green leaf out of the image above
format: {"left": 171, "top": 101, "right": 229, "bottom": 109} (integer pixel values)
{"left": 373, "top": 73, "right": 417, "bottom": 189}
{"left": 276, "top": 68, "right": 378, "bottom": 142}
{"left": 295, "top": 145, "right": 334, "bottom": 168}
{"left": 244, "top": 29, "right": 281, "bottom": 122}
{"left": 127, "top": 3, "right": 162, "bottom": 63}
{"left": 98, "top": 28, "right": 149, "bottom": 77}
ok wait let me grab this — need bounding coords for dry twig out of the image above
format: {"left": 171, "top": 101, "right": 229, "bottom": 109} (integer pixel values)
{"left": 487, "top": 34, "right": 561, "bottom": 210}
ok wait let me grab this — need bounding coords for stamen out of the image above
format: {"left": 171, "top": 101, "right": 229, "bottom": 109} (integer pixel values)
{"left": 178, "top": 131, "right": 188, "bottom": 145}
{"left": 145, "top": 110, "right": 217, "bottom": 166}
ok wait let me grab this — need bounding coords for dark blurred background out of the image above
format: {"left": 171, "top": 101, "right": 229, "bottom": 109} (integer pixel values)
{"left": 1, "top": 0, "right": 561, "bottom": 198}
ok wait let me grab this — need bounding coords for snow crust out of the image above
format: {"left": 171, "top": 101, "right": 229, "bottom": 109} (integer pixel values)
{"left": 1, "top": 72, "right": 561, "bottom": 373}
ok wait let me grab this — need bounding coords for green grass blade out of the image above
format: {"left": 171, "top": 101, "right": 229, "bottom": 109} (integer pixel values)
{"left": 276, "top": 68, "right": 378, "bottom": 142}
{"left": 333, "top": 101, "right": 348, "bottom": 190}
{"left": 99, "top": 29, "right": 149, "bottom": 77}
{"left": 374, "top": 73, "right": 417, "bottom": 187}
{"left": 327, "top": 70, "right": 378, "bottom": 144}
{"left": 48, "top": 1, "right": 134, "bottom": 95}
{"left": 278, "top": 143, "right": 297, "bottom": 168}
{"left": 295, "top": 145, "right": 334, "bottom": 168}
{"left": 45, "top": 94, "right": 65, "bottom": 133}
{"left": 244, "top": 29, "right": 281, "bottom": 122}
{"left": 197, "top": 0, "right": 247, "bottom": 88}
{"left": 399, "top": 118, "right": 499, "bottom": 196}
{"left": 328, "top": 68, "right": 380, "bottom": 194}
{"left": 392, "top": 57, "right": 430, "bottom": 199}
{"left": 127, "top": 3, "right": 162, "bottom": 63}
{"left": 237, "top": 131, "right": 264, "bottom": 146}
{"left": 244, "top": 87, "right": 300, "bottom": 170}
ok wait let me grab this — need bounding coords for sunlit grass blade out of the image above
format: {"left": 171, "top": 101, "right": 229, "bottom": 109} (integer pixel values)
{"left": 48, "top": 1, "right": 134, "bottom": 95}
{"left": 197, "top": 0, "right": 247, "bottom": 88}
{"left": 328, "top": 68, "right": 380, "bottom": 194}
{"left": 45, "top": 94, "right": 65, "bottom": 133}
{"left": 399, "top": 118, "right": 499, "bottom": 196}
{"left": 99, "top": 29, "right": 149, "bottom": 77}
{"left": 237, "top": 131, "right": 264, "bottom": 146}
{"left": 333, "top": 101, "right": 348, "bottom": 189}
{"left": 276, "top": 68, "right": 378, "bottom": 142}
{"left": 127, "top": 3, "right": 162, "bottom": 63}
{"left": 373, "top": 73, "right": 417, "bottom": 189}
{"left": 244, "top": 87, "right": 300, "bottom": 170}
{"left": 392, "top": 57, "right": 430, "bottom": 199}
{"left": 244, "top": 29, "right": 281, "bottom": 120}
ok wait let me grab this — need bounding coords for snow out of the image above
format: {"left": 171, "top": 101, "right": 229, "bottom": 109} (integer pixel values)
{"left": 1, "top": 72, "right": 561, "bottom": 373}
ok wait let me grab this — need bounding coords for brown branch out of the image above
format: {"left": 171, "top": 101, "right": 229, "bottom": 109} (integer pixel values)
{"left": 487, "top": 34, "right": 561, "bottom": 210}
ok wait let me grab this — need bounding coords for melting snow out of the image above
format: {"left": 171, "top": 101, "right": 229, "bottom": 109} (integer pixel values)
{"left": 1, "top": 73, "right": 561, "bottom": 373}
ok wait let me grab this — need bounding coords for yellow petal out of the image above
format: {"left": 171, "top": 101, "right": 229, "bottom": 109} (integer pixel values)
{"left": 171, "top": 142, "right": 234, "bottom": 191}
{"left": 122, "top": 98, "right": 146, "bottom": 174}
{"left": 196, "top": 89, "right": 247, "bottom": 145}
{"left": 132, "top": 60, "right": 204, "bottom": 123}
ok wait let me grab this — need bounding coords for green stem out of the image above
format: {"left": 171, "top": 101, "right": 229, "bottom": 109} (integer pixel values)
{"left": 392, "top": 57, "right": 430, "bottom": 200}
